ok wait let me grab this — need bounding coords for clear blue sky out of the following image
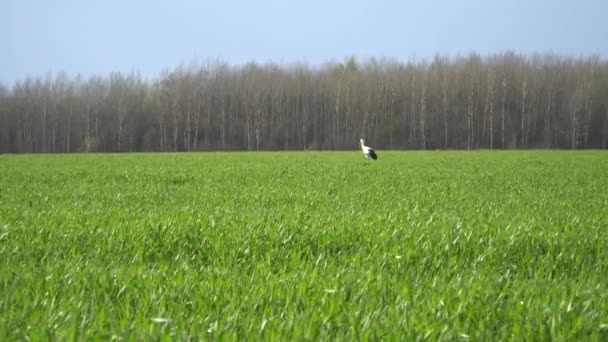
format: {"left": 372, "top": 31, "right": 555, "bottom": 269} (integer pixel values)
{"left": 2, "top": 0, "right": 607, "bottom": 85}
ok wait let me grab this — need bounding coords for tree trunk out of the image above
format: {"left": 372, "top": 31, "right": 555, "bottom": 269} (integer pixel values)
{"left": 160, "top": 107, "right": 165, "bottom": 151}
{"left": 255, "top": 109, "right": 261, "bottom": 151}
{"left": 520, "top": 79, "right": 526, "bottom": 148}
{"left": 193, "top": 98, "right": 200, "bottom": 150}
{"left": 51, "top": 119, "right": 57, "bottom": 152}
{"left": 571, "top": 98, "right": 578, "bottom": 150}
{"left": 42, "top": 103, "right": 47, "bottom": 153}
{"left": 410, "top": 72, "right": 417, "bottom": 147}
{"left": 501, "top": 78, "right": 506, "bottom": 149}
{"left": 489, "top": 99, "right": 494, "bottom": 149}
{"left": 204, "top": 94, "right": 211, "bottom": 149}
{"left": 86, "top": 103, "right": 90, "bottom": 139}
{"left": 442, "top": 79, "right": 449, "bottom": 149}
{"left": 301, "top": 94, "right": 307, "bottom": 150}
{"left": 246, "top": 113, "right": 251, "bottom": 151}
{"left": 544, "top": 87, "right": 553, "bottom": 148}
{"left": 467, "top": 90, "right": 473, "bottom": 150}
{"left": 185, "top": 102, "right": 191, "bottom": 151}
{"left": 335, "top": 84, "right": 341, "bottom": 149}
{"left": 94, "top": 106, "right": 98, "bottom": 147}
{"left": 117, "top": 101, "right": 124, "bottom": 152}
{"left": 602, "top": 102, "right": 608, "bottom": 149}
{"left": 420, "top": 82, "right": 426, "bottom": 149}
{"left": 488, "top": 79, "right": 495, "bottom": 150}
{"left": 583, "top": 96, "right": 592, "bottom": 148}
{"left": 483, "top": 72, "right": 494, "bottom": 149}
{"left": 221, "top": 105, "right": 226, "bottom": 149}
{"left": 66, "top": 110, "right": 72, "bottom": 153}
{"left": 270, "top": 90, "right": 276, "bottom": 148}
{"left": 172, "top": 106, "right": 178, "bottom": 152}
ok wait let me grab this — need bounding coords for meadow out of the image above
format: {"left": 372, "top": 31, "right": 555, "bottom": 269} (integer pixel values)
{"left": 1, "top": 151, "right": 607, "bottom": 340}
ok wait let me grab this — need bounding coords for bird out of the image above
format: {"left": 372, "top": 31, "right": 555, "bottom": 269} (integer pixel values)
{"left": 360, "top": 139, "right": 378, "bottom": 160}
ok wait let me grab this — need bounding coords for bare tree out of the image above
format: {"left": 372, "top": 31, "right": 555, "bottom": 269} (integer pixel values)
{"left": 484, "top": 69, "right": 495, "bottom": 149}
{"left": 2, "top": 53, "right": 608, "bottom": 153}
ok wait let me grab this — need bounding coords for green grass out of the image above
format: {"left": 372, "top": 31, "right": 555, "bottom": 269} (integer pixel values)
{"left": 1, "top": 151, "right": 607, "bottom": 340}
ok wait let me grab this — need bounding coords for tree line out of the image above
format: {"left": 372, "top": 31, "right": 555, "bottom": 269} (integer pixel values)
{"left": 1, "top": 52, "right": 607, "bottom": 153}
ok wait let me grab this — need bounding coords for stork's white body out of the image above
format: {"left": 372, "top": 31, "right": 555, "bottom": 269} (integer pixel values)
{"left": 360, "top": 139, "right": 378, "bottom": 160}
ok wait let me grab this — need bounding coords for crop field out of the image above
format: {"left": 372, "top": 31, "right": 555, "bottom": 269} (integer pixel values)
{"left": 1, "top": 151, "right": 607, "bottom": 340}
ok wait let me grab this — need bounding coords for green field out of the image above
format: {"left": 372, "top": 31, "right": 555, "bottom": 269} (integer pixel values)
{"left": 1, "top": 151, "right": 607, "bottom": 340}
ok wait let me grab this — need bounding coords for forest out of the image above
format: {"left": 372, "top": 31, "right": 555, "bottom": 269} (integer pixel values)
{"left": 1, "top": 52, "right": 607, "bottom": 153}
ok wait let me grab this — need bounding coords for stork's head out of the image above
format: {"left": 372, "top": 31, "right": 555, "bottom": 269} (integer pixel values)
{"left": 360, "top": 139, "right": 364, "bottom": 145}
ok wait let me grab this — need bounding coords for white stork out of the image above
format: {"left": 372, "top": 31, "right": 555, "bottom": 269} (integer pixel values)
{"left": 360, "top": 139, "right": 378, "bottom": 160}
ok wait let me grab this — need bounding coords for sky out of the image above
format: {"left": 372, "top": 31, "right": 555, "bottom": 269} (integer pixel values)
{"left": 2, "top": 0, "right": 607, "bottom": 85}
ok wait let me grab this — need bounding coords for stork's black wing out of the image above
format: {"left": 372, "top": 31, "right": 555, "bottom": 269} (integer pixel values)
{"left": 368, "top": 149, "right": 378, "bottom": 160}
